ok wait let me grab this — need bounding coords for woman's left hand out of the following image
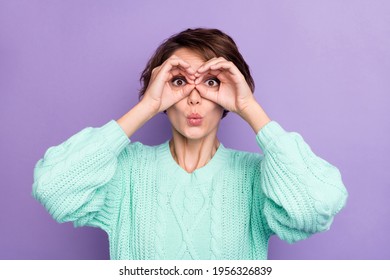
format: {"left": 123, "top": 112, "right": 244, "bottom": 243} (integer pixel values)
{"left": 194, "top": 57, "right": 257, "bottom": 116}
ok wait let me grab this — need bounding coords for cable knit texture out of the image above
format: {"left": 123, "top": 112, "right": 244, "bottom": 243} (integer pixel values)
{"left": 32, "top": 120, "right": 348, "bottom": 259}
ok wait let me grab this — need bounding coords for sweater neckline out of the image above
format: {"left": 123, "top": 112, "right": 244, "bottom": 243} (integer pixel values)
{"left": 158, "top": 139, "right": 229, "bottom": 183}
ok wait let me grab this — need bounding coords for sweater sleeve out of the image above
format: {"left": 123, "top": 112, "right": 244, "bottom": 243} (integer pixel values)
{"left": 255, "top": 121, "right": 348, "bottom": 243}
{"left": 32, "top": 120, "right": 130, "bottom": 232}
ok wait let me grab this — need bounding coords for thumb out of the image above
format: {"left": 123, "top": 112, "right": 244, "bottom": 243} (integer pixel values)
{"left": 196, "top": 84, "right": 219, "bottom": 103}
{"left": 175, "top": 84, "right": 195, "bottom": 102}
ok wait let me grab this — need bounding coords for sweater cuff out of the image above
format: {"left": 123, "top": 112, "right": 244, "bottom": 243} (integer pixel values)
{"left": 256, "top": 120, "right": 287, "bottom": 151}
{"left": 99, "top": 120, "right": 130, "bottom": 156}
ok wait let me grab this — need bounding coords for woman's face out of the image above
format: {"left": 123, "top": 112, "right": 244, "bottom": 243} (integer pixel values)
{"left": 166, "top": 48, "right": 224, "bottom": 141}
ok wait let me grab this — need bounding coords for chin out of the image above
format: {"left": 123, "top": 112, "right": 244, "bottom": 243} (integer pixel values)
{"left": 170, "top": 122, "right": 212, "bottom": 140}
{"left": 180, "top": 128, "right": 207, "bottom": 140}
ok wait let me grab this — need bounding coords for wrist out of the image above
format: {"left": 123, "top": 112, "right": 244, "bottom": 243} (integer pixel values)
{"left": 137, "top": 99, "right": 159, "bottom": 120}
{"left": 239, "top": 100, "right": 271, "bottom": 134}
{"left": 116, "top": 101, "right": 157, "bottom": 139}
{"left": 237, "top": 97, "right": 259, "bottom": 119}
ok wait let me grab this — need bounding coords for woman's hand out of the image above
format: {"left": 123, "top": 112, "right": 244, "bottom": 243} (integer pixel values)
{"left": 141, "top": 55, "right": 196, "bottom": 115}
{"left": 194, "top": 57, "right": 257, "bottom": 117}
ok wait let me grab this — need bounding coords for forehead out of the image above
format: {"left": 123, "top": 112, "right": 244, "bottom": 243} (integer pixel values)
{"left": 172, "top": 48, "right": 206, "bottom": 70}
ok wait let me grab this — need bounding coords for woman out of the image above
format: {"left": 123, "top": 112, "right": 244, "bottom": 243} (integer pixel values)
{"left": 33, "top": 28, "right": 348, "bottom": 260}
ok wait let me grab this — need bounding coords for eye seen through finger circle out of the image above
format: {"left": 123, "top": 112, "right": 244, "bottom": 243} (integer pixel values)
{"left": 171, "top": 76, "right": 187, "bottom": 87}
{"left": 204, "top": 77, "right": 220, "bottom": 88}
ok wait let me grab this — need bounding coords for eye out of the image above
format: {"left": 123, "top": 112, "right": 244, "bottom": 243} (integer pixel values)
{"left": 171, "top": 76, "right": 187, "bottom": 87}
{"left": 204, "top": 78, "right": 220, "bottom": 87}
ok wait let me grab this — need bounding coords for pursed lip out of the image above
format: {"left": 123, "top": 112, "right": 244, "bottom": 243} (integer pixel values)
{"left": 187, "top": 113, "right": 202, "bottom": 119}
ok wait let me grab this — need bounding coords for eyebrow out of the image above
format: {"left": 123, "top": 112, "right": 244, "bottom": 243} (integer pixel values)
{"left": 171, "top": 75, "right": 187, "bottom": 80}
{"left": 202, "top": 75, "right": 220, "bottom": 80}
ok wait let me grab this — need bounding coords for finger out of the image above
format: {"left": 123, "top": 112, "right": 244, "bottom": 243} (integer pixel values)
{"left": 165, "top": 59, "right": 192, "bottom": 73}
{"left": 151, "top": 65, "right": 162, "bottom": 79}
{"left": 169, "top": 64, "right": 196, "bottom": 82}
{"left": 170, "top": 69, "right": 196, "bottom": 84}
{"left": 172, "top": 62, "right": 197, "bottom": 76}
{"left": 197, "top": 57, "right": 227, "bottom": 74}
{"left": 173, "top": 84, "right": 195, "bottom": 103}
{"left": 157, "top": 60, "right": 196, "bottom": 84}
{"left": 195, "top": 84, "right": 219, "bottom": 104}
{"left": 209, "top": 61, "right": 239, "bottom": 76}
{"left": 167, "top": 56, "right": 197, "bottom": 75}
{"left": 183, "top": 84, "right": 196, "bottom": 96}
{"left": 195, "top": 57, "right": 223, "bottom": 77}
{"left": 160, "top": 57, "right": 196, "bottom": 78}
{"left": 194, "top": 69, "right": 223, "bottom": 85}
{"left": 195, "top": 61, "right": 242, "bottom": 85}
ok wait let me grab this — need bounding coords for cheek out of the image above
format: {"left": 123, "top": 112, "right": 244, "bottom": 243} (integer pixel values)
{"left": 166, "top": 104, "right": 184, "bottom": 124}
{"left": 166, "top": 102, "right": 180, "bottom": 115}
{"left": 210, "top": 104, "right": 224, "bottom": 119}
{"left": 204, "top": 105, "right": 224, "bottom": 127}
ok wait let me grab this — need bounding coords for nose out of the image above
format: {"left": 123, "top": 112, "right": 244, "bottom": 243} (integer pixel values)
{"left": 187, "top": 87, "right": 201, "bottom": 105}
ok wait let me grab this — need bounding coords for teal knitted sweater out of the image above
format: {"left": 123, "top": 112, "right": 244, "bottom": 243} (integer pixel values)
{"left": 32, "top": 120, "right": 348, "bottom": 259}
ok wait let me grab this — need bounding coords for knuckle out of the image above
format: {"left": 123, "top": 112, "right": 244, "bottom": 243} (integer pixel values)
{"left": 152, "top": 65, "right": 161, "bottom": 72}
{"left": 168, "top": 55, "right": 179, "bottom": 61}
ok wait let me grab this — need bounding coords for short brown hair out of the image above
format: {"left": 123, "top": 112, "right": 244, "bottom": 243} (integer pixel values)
{"left": 139, "top": 28, "right": 255, "bottom": 119}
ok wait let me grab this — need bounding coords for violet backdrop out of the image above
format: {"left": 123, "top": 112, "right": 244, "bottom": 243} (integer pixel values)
{"left": 1, "top": 0, "right": 389, "bottom": 259}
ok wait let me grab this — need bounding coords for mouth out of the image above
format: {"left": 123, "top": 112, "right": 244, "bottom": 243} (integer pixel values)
{"left": 187, "top": 113, "right": 202, "bottom": 119}
{"left": 186, "top": 113, "right": 203, "bottom": 126}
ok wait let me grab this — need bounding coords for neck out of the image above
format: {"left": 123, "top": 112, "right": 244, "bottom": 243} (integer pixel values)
{"left": 169, "top": 131, "right": 220, "bottom": 173}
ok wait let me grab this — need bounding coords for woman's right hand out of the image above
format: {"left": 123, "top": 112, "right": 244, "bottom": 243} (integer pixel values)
{"left": 141, "top": 55, "right": 196, "bottom": 115}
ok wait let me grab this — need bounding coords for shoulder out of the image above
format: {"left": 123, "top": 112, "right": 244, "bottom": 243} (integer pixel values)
{"left": 223, "top": 145, "right": 264, "bottom": 170}
{"left": 225, "top": 145, "right": 263, "bottom": 161}
{"left": 219, "top": 145, "right": 264, "bottom": 186}
{"left": 121, "top": 140, "right": 166, "bottom": 159}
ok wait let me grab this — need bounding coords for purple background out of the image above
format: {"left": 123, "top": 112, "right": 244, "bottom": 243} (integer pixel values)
{"left": 1, "top": 0, "right": 389, "bottom": 260}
